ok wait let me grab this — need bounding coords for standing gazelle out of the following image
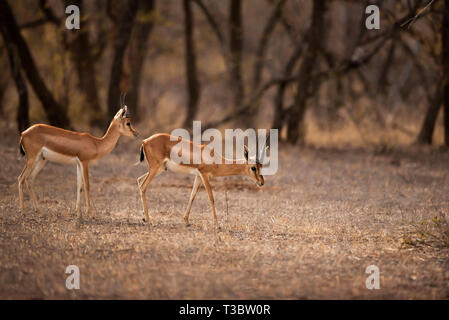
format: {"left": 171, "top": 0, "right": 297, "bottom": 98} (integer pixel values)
{"left": 18, "top": 99, "right": 138, "bottom": 218}
{"left": 137, "top": 133, "right": 268, "bottom": 227}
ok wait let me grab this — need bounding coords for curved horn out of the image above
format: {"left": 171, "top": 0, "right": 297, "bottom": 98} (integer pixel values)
{"left": 256, "top": 132, "right": 259, "bottom": 163}
{"left": 259, "top": 131, "right": 270, "bottom": 164}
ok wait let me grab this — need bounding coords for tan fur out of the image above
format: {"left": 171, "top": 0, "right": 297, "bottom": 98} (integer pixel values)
{"left": 138, "top": 133, "right": 264, "bottom": 227}
{"left": 18, "top": 106, "right": 138, "bottom": 218}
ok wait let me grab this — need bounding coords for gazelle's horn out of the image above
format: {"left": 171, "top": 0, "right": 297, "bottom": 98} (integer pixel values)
{"left": 258, "top": 131, "right": 270, "bottom": 164}
{"left": 256, "top": 132, "right": 259, "bottom": 163}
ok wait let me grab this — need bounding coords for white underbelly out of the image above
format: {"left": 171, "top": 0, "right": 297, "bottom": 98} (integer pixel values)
{"left": 42, "top": 147, "right": 77, "bottom": 164}
{"left": 165, "top": 160, "right": 197, "bottom": 175}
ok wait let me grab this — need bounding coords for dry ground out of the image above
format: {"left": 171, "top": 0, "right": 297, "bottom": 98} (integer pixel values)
{"left": 0, "top": 131, "right": 448, "bottom": 299}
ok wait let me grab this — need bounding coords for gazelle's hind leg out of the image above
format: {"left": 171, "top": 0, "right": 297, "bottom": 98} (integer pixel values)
{"left": 138, "top": 163, "right": 163, "bottom": 223}
{"left": 197, "top": 171, "right": 219, "bottom": 228}
{"left": 184, "top": 175, "right": 202, "bottom": 225}
{"left": 137, "top": 172, "right": 148, "bottom": 189}
{"left": 27, "top": 155, "right": 47, "bottom": 210}
{"left": 18, "top": 154, "right": 39, "bottom": 211}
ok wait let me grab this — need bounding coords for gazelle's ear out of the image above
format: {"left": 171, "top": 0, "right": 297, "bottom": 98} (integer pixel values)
{"left": 122, "top": 105, "right": 128, "bottom": 118}
{"left": 243, "top": 145, "right": 249, "bottom": 162}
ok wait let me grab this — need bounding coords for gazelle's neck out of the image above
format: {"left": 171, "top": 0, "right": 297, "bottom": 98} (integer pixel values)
{"left": 213, "top": 158, "right": 247, "bottom": 177}
{"left": 97, "top": 121, "right": 121, "bottom": 157}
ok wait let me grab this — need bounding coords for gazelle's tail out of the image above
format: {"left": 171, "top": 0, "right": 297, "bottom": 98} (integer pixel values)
{"left": 134, "top": 144, "right": 145, "bottom": 166}
{"left": 140, "top": 145, "right": 145, "bottom": 162}
{"left": 19, "top": 138, "right": 25, "bottom": 156}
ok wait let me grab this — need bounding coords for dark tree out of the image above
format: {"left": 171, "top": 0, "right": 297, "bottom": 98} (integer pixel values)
{"left": 0, "top": 0, "right": 71, "bottom": 128}
{"left": 64, "top": 0, "right": 103, "bottom": 127}
{"left": 107, "top": 0, "right": 139, "bottom": 119}
{"left": 127, "top": 0, "right": 155, "bottom": 122}
{"left": 287, "top": 0, "right": 327, "bottom": 145}
{"left": 417, "top": 85, "right": 443, "bottom": 144}
{"left": 252, "top": 0, "right": 287, "bottom": 90}
{"left": 3, "top": 38, "right": 29, "bottom": 132}
{"left": 443, "top": 0, "right": 449, "bottom": 146}
{"left": 183, "top": 0, "right": 200, "bottom": 128}
{"left": 229, "top": 0, "right": 245, "bottom": 113}
{"left": 272, "top": 44, "right": 302, "bottom": 131}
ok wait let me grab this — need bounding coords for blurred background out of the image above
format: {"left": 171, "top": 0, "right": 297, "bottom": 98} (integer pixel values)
{"left": 2, "top": 1, "right": 449, "bottom": 300}
{"left": 0, "top": 0, "right": 447, "bottom": 147}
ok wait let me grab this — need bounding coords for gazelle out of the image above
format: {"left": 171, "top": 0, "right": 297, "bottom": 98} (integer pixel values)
{"left": 18, "top": 99, "right": 138, "bottom": 218}
{"left": 137, "top": 133, "right": 268, "bottom": 227}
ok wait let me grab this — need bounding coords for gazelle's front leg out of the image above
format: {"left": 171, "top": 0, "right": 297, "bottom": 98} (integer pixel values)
{"left": 184, "top": 175, "right": 201, "bottom": 225}
{"left": 80, "top": 161, "right": 91, "bottom": 218}
{"left": 75, "top": 162, "right": 83, "bottom": 214}
{"left": 197, "top": 171, "right": 219, "bottom": 228}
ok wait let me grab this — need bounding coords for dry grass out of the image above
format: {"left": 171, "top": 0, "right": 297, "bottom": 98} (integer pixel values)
{"left": 0, "top": 130, "right": 448, "bottom": 299}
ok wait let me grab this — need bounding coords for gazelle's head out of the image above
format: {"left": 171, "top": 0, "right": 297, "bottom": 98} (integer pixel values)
{"left": 113, "top": 94, "right": 138, "bottom": 138}
{"left": 243, "top": 146, "right": 264, "bottom": 187}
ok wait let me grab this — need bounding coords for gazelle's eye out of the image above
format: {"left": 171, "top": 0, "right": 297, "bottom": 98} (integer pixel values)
{"left": 126, "top": 122, "right": 131, "bottom": 126}
{"left": 251, "top": 167, "right": 256, "bottom": 172}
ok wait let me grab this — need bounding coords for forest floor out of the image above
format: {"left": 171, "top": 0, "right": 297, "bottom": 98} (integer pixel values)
{"left": 0, "top": 130, "right": 448, "bottom": 299}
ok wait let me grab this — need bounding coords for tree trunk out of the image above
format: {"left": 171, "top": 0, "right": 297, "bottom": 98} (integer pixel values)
{"left": 252, "top": 0, "right": 286, "bottom": 90}
{"left": 443, "top": 0, "right": 449, "bottom": 146}
{"left": 183, "top": 0, "right": 200, "bottom": 128}
{"left": 272, "top": 43, "right": 302, "bottom": 131}
{"left": 3, "top": 38, "right": 29, "bottom": 132}
{"left": 286, "top": 1, "right": 327, "bottom": 145}
{"left": 65, "top": 0, "right": 103, "bottom": 127}
{"left": 107, "top": 0, "right": 139, "bottom": 119}
{"left": 127, "top": 0, "right": 155, "bottom": 122}
{"left": 0, "top": 0, "right": 71, "bottom": 128}
{"left": 229, "top": 0, "right": 245, "bottom": 114}
{"left": 417, "top": 85, "right": 443, "bottom": 145}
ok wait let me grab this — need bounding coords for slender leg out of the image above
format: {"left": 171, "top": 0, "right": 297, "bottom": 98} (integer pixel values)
{"left": 198, "top": 172, "right": 219, "bottom": 228}
{"left": 18, "top": 156, "right": 38, "bottom": 211}
{"left": 80, "top": 161, "right": 91, "bottom": 218}
{"left": 184, "top": 175, "right": 201, "bottom": 225}
{"left": 18, "top": 162, "right": 29, "bottom": 211}
{"left": 75, "top": 163, "right": 83, "bottom": 214}
{"left": 138, "top": 165, "right": 161, "bottom": 223}
{"left": 28, "top": 156, "right": 46, "bottom": 209}
{"left": 137, "top": 172, "right": 149, "bottom": 189}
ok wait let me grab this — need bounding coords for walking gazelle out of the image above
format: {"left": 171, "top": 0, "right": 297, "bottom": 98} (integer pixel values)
{"left": 18, "top": 95, "right": 138, "bottom": 218}
{"left": 137, "top": 133, "right": 269, "bottom": 227}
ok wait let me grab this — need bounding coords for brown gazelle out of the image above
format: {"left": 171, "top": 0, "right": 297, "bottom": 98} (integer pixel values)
{"left": 18, "top": 97, "right": 138, "bottom": 218}
{"left": 137, "top": 133, "right": 268, "bottom": 227}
